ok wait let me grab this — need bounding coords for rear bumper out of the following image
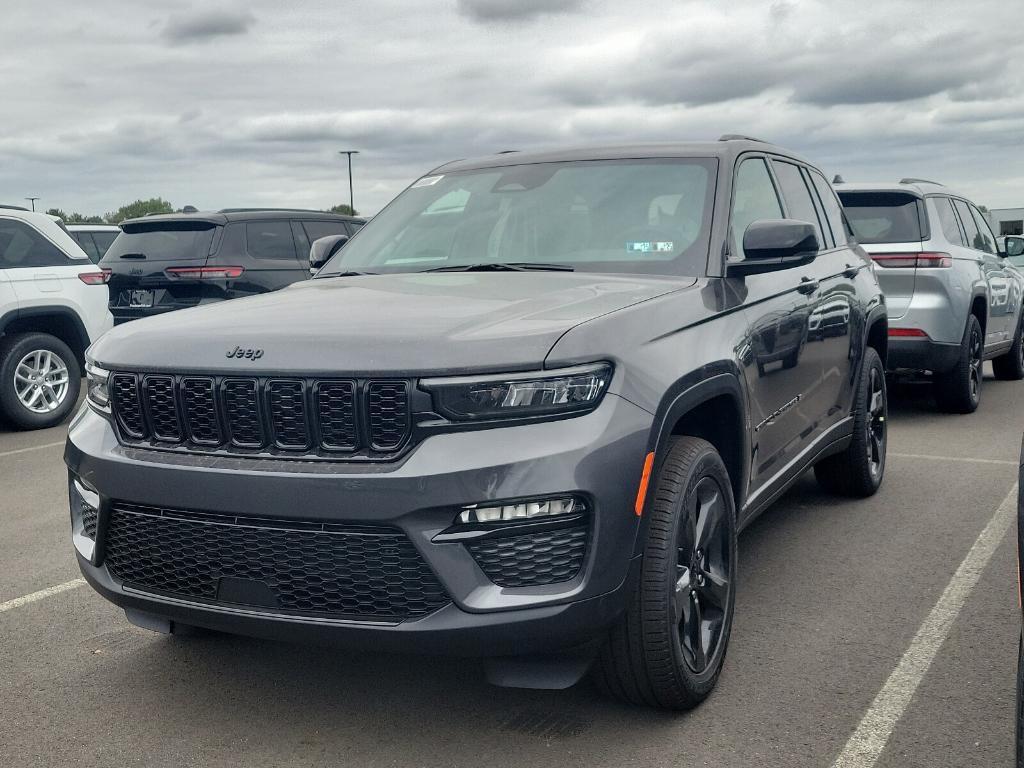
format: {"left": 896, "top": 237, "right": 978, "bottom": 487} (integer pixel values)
{"left": 65, "top": 393, "right": 651, "bottom": 656}
{"left": 887, "top": 338, "right": 961, "bottom": 373}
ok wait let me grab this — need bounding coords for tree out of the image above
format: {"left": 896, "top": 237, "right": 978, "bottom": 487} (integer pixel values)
{"left": 106, "top": 197, "right": 174, "bottom": 223}
{"left": 978, "top": 205, "right": 989, "bottom": 214}
{"left": 328, "top": 203, "right": 359, "bottom": 216}
{"left": 45, "top": 208, "right": 106, "bottom": 224}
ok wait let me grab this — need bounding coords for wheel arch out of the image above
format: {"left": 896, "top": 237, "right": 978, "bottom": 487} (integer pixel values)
{"left": 865, "top": 306, "right": 888, "bottom": 366}
{"left": 969, "top": 292, "right": 987, "bottom": 336}
{"left": 0, "top": 307, "right": 91, "bottom": 366}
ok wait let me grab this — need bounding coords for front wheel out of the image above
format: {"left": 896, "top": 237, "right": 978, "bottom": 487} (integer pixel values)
{"left": 596, "top": 436, "right": 737, "bottom": 709}
{"left": 0, "top": 332, "right": 81, "bottom": 430}
{"left": 814, "top": 346, "right": 887, "bottom": 497}
{"left": 993, "top": 315, "right": 1024, "bottom": 381}
{"left": 934, "top": 314, "right": 983, "bottom": 413}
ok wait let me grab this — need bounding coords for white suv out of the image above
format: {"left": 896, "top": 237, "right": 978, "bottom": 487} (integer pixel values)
{"left": 0, "top": 206, "right": 113, "bottom": 429}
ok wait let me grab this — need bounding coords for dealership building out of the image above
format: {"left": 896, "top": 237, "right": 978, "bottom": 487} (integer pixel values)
{"left": 987, "top": 208, "right": 1024, "bottom": 236}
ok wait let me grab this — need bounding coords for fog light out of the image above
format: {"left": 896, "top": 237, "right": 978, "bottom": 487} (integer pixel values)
{"left": 457, "top": 496, "right": 583, "bottom": 524}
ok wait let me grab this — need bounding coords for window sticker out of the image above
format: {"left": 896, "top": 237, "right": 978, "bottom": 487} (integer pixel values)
{"left": 626, "top": 241, "right": 674, "bottom": 253}
{"left": 411, "top": 175, "right": 444, "bottom": 188}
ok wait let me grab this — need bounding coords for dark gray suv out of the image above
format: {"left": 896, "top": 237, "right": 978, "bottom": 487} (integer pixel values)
{"left": 67, "top": 137, "right": 888, "bottom": 709}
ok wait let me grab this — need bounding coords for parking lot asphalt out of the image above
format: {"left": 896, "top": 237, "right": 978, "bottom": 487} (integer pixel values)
{"left": 1, "top": 372, "right": 1022, "bottom": 768}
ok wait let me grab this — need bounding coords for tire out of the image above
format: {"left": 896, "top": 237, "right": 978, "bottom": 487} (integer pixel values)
{"left": 596, "top": 436, "right": 737, "bottom": 710}
{"left": 934, "top": 314, "right": 983, "bottom": 413}
{"left": 814, "top": 346, "right": 887, "bottom": 497}
{"left": 0, "top": 332, "right": 81, "bottom": 430}
{"left": 993, "top": 314, "right": 1024, "bottom": 381}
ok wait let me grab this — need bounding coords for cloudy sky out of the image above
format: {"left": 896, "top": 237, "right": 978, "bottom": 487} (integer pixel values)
{"left": 2, "top": 0, "right": 1022, "bottom": 217}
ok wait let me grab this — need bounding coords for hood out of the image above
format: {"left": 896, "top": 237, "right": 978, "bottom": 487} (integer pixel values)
{"left": 90, "top": 272, "right": 693, "bottom": 375}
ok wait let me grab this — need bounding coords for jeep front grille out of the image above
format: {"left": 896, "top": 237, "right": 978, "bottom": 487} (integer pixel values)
{"left": 103, "top": 501, "right": 450, "bottom": 622}
{"left": 108, "top": 373, "right": 413, "bottom": 460}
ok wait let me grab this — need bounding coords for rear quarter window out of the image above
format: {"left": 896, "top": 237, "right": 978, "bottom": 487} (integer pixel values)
{"left": 837, "top": 192, "right": 924, "bottom": 244}
{"left": 0, "top": 219, "right": 70, "bottom": 268}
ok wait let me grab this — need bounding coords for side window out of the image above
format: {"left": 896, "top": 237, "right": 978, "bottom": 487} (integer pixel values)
{"left": 934, "top": 197, "right": 965, "bottom": 246}
{"left": 772, "top": 160, "right": 824, "bottom": 247}
{"left": 730, "top": 158, "right": 783, "bottom": 259}
{"left": 0, "top": 219, "right": 69, "bottom": 268}
{"left": 801, "top": 167, "right": 834, "bottom": 249}
{"left": 953, "top": 200, "right": 986, "bottom": 253}
{"left": 74, "top": 232, "right": 102, "bottom": 261}
{"left": 92, "top": 231, "right": 118, "bottom": 256}
{"left": 303, "top": 220, "right": 349, "bottom": 243}
{"left": 809, "top": 171, "right": 849, "bottom": 246}
{"left": 290, "top": 221, "right": 310, "bottom": 262}
{"left": 348, "top": 221, "right": 365, "bottom": 233}
{"left": 245, "top": 221, "right": 297, "bottom": 260}
{"left": 969, "top": 205, "right": 997, "bottom": 254}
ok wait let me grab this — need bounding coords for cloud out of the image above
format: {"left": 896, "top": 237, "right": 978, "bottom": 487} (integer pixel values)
{"left": 456, "top": 0, "right": 584, "bottom": 23}
{"left": 161, "top": 8, "right": 256, "bottom": 44}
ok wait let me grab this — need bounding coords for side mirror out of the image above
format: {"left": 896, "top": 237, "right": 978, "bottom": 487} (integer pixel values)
{"left": 727, "top": 219, "right": 820, "bottom": 277}
{"left": 1002, "top": 236, "right": 1024, "bottom": 259}
{"left": 309, "top": 234, "right": 349, "bottom": 273}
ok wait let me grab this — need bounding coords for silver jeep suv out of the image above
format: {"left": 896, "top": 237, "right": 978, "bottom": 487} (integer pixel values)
{"left": 837, "top": 179, "right": 1024, "bottom": 413}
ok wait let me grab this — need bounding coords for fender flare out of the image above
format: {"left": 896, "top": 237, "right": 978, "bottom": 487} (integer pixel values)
{"left": 0, "top": 306, "right": 92, "bottom": 359}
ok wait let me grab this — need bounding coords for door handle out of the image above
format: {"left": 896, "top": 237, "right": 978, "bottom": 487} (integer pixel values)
{"left": 797, "top": 277, "right": 819, "bottom": 295}
{"left": 843, "top": 263, "right": 861, "bottom": 278}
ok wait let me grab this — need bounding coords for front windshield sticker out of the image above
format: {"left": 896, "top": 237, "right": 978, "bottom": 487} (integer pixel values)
{"left": 626, "top": 241, "right": 674, "bottom": 253}
{"left": 411, "top": 175, "right": 444, "bottom": 188}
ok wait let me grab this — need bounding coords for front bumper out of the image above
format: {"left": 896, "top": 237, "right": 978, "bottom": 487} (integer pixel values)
{"left": 65, "top": 394, "right": 651, "bottom": 656}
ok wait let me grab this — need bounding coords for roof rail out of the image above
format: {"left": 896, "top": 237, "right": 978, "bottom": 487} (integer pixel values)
{"left": 217, "top": 207, "right": 354, "bottom": 215}
{"left": 718, "top": 133, "right": 769, "bottom": 143}
{"left": 495, "top": 149, "right": 519, "bottom": 154}
{"left": 0, "top": 204, "right": 29, "bottom": 211}
{"left": 900, "top": 177, "right": 944, "bottom": 186}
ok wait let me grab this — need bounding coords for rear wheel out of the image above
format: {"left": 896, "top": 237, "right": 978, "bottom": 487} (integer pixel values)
{"left": 993, "top": 315, "right": 1024, "bottom": 381}
{"left": 815, "top": 346, "right": 886, "bottom": 497}
{"left": 0, "top": 332, "right": 81, "bottom": 430}
{"left": 934, "top": 314, "right": 983, "bottom": 414}
{"left": 596, "top": 436, "right": 737, "bottom": 709}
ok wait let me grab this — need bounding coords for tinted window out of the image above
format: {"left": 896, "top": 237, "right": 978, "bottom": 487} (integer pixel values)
{"left": 1001, "top": 220, "right": 1024, "bottom": 236}
{"left": 953, "top": 199, "right": 987, "bottom": 253}
{"left": 0, "top": 219, "right": 69, "bottom": 268}
{"left": 772, "top": 161, "right": 824, "bottom": 246}
{"left": 933, "top": 197, "right": 964, "bottom": 246}
{"left": 103, "top": 222, "right": 216, "bottom": 263}
{"left": 837, "top": 192, "right": 923, "bottom": 244}
{"left": 73, "top": 232, "right": 101, "bottom": 262}
{"left": 809, "top": 171, "right": 849, "bottom": 246}
{"left": 802, "top": 168, "right": 834, "bottom": 249}
{"left": 303, "top": 220, "right": 349, "bottom": 243}
{"left": 969, "top": 204, "right": 996, "bottom": 254}
{"left": 319, "top": 159, "right": 717, "bottom": 277}
{"left": 349, "top": 221, "right": 365, "bottom": 233}
{"left": 92, "top": 231, "right": 118, "bottom": 256}
{"left": 731, "top": 158, "right": 784, "bottom": 259}
{"left": 246, "top": 221, "right": 297, "bottom": 260}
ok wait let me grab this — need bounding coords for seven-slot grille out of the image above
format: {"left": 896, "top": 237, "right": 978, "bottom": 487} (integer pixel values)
{"left": 103, "top": 502, "right": 450, "bottom": 621}
{"left": 109, "top": 373, "right": 412, "bottom": 459}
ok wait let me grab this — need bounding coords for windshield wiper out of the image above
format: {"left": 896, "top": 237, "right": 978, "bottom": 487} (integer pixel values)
{"left": 423, "top": 262, "right": 574, "bottom": 273}
{"left": 322, "top": 270, "right": 377, "bottom": 277}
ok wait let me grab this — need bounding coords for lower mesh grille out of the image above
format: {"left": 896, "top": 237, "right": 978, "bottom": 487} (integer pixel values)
{"left": 80, "top": 502, "right": 98, "bottom": 540}
{"left": 466, "top": 526, "right": 588, "bottom": 587}
{"left": 103, "top": 502, "right": 450, "bottom": 621}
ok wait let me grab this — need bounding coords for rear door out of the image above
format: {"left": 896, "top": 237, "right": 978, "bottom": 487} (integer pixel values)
{"left": 954, "top": 199, "right": 1013, "bottom": 346}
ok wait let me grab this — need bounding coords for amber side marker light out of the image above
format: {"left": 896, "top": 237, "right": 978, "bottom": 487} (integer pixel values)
{"left": 634, "top": 451, "right": 655, "bottom": 516}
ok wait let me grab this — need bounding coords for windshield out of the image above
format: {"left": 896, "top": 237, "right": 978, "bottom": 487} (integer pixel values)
{"left": 101, "top": 221, "right": 217, "bottom": 263}
{"left": 838, "top": 191, "right": 925, "bottom": 244}
{"left": 318, "top": 159, "right": 717, "bottom": 277}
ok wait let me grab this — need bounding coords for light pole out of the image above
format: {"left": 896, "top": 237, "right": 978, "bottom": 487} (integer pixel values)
{"left": 25, "top": 197, "right": 39, "bottom": 212}
{"left": 338, "top": 151, "right": 359, "bottom": 215}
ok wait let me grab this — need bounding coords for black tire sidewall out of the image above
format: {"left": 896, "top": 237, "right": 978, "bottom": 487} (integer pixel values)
{"left": 0, "top": 333, "right": 81, "bottom": 430}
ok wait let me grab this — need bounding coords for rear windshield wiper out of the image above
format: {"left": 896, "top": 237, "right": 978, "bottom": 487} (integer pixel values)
{"left": 423, "top": 262, "right": 574, "bottom": 273}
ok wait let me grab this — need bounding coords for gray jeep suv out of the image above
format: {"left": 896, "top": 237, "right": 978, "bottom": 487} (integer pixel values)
{"left": 837, "top": 180, "right": 1024, "bottom": 412}
{"left": 67, "top": 138, "right": 888, "bottom": 709}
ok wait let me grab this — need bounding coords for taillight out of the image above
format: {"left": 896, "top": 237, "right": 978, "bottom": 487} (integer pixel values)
{"left": 78, "top": 269, "right": 111, "bottom": 285}
{"left": 871, "top": 252, "right": 951, "bottom": 268}
{"left": 164, "top": 266, "right": 244, "bottom": 280}
{"left": 888, "top": 328, "right": 929, "bottom": 338}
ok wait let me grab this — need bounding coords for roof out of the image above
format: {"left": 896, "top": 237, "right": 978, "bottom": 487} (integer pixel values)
{"left": 429, "top": 138, "right": 814, "bottom": 174}
{"left": 120, "top": 208, "right": 366, "bottom": 227}
{"left": 65, "top": 223, "right": 120, "bottom": 231}
{"left": 835, "top": 180, "right": 960, "bottom": 198}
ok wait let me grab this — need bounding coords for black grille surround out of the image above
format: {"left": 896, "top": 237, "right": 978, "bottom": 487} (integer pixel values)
{"left": 466, "top": 525, "right": 589, "bottom": 588}
{"left": 108, "top": 372, "right": 415, "bottom": 461}
{"left": 103, "top": 502, "right": 450, "bottom": 622}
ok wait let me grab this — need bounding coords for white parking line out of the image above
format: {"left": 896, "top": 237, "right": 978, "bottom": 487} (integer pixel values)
{"left": 831, "top": 481, "right": 1018, "bottom": 768}
{"left": 0, "top": 440, "right": 65, "bottom": 459}
{"left": 889, "top": 452, "right": 1017, "bottom": 467}
{"left": 0, "top": 578, "right": 85, "bottom": 614}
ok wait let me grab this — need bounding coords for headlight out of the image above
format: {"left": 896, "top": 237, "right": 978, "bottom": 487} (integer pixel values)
{"left": 85, "top": 359, "right": 111, "bottom": 413}
{"left": 422, "top": 363, "right": 612, "bottom": 421}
